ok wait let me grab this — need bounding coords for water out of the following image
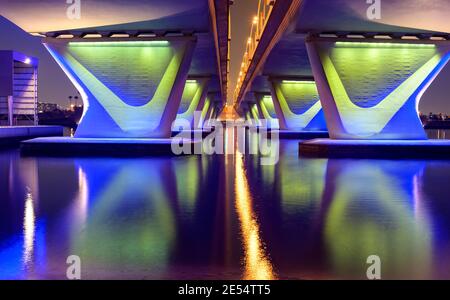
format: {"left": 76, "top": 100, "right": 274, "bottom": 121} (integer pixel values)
{"left": 1, "top": 131, "right": 450, "bottom": 279}
{"left": 427, "top": 129, "right": 450, "bottom": 140}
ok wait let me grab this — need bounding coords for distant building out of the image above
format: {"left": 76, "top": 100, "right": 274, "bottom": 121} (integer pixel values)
{"left": 0, "top": 51, "right": 39, "bottom": 126}
{"left": 38, "top": 102, "right": 59, "bottom": 113}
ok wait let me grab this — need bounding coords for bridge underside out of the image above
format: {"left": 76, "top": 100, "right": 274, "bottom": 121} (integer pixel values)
{"left": 236, "top": 0, "right": 450, "bottom": 140}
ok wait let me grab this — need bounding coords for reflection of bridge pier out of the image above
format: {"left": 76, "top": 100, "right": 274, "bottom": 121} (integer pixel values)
{"left": 242, "top": 154, "right": 435, "bottom": 279}
{"left": 317, "top": 159, "right": 433, "bottom": 279}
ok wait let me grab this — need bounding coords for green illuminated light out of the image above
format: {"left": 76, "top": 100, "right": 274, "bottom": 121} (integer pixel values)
{"left": 69, "top": 41, "right": 170, "bottom": 47}
{"left": 186, "top": 79, "right": 197, "bottom": 84}
{"left": 281, "top": 80, "right": 316, "bottom": 84}
{"left": 335, "top": 42, "right": 435, "bottom": 48}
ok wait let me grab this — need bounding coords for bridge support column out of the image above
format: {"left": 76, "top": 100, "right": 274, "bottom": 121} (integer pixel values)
{"left": 173, "top": 77, "right": 210, "bottom": 130}
{"left": 243, "top": 102, "right": 257, "bottom": 127}
{"left": 244, "top": 109, "right": 252, "bottom": 124}
{"left": 44, "top": 38, "right": 196, "bottom": 138}
{"left": 199, "top": 93, "right": 220, "bottom": 128}
{"left": 255, "top": 93, "right": 280, "bottom": 129}
{"left": 269, "top": 79, "right": 327, "bottom": 131}
{"left": 249, "top": 101, "right": 262, "bottom": 126}
{"left": 306, "top": 38, "right": 450, "bottom": 140}
{"left": 205, "top": 101, "right": 217, "bottom": 127}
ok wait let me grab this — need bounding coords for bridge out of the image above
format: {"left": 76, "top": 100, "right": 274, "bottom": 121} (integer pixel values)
{"left": 2, "top": 1, "right": 450, "bottom": 283}
{"left": 234, "top": 0, "right": 450, "bottom": 142}
{"left": 0, "top": 0, "right": 229, "bottom": 139}
{"left": 2, "top": 0, "right": 450, "bottom": 157}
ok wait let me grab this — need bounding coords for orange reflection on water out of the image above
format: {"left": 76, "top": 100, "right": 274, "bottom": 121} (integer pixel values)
{"left": 235, "top": 151, "right": 275, "bottom": 280}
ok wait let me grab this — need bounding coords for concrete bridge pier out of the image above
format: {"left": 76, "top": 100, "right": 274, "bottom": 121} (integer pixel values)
{"left": 173, "top": 77, "right": 211, "bottom": 130}
{"left": 300, "top": 37, "right": 450, "bottom": 158}
{"left": 255, "top": 93, "right": 279, "bottom": 130}
{"left": 44, "top": 37, "right": 197, "bottom": 139}
{"left": 198, "top": 94, "right": 215, "bottom": 129}
{"left": 243, "top": 101, "right": 259, "bottom": 127}
{"left": 306, "top": 37, "right": 450, "bottom": 140}
{"left": 269, "top": 78, "right": 327, "bottom": 132}
{"left": 250, "top": 101, "right": 263, "bottom": 127}
{"left": 204, "top": 98, "right": 221, "bottom": 128}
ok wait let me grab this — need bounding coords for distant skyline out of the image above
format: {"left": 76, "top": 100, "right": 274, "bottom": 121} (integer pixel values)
{"left": 1, "top": 1, "right": 450, "bottom": 113}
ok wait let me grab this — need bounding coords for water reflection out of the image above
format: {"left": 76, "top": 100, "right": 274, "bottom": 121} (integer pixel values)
{"left": 22, "top": 190, "right": 35, "bottom": 268}
{"left": 172, "top": 157, "right": 200, "bottom": 215}
{"left": 322, "top": 160, "right": 432, "bottom": 279}
{"left": 1, "top": 139, "right": 450, "bottom": 279}
{"left": 241, "top": 141, "right": 450, "bottom": 279}
{"left": 235, "top": 150, "right": 275, "bottom": 280}
{"left": 71, "top": 159, "right": 178, "bottom": 277}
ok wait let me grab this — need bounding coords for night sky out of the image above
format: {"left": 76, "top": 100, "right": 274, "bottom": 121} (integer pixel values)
{"left": 228, "top": 0, "right": 258, "bottom": 103}
{"left": 0, "top": 0, "right": 449, "bottom": 114}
